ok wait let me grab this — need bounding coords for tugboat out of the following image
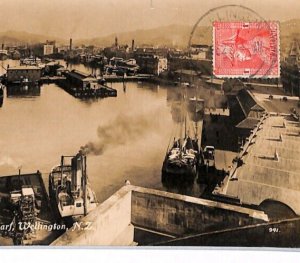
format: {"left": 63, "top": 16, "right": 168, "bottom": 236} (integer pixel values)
{"left": 49, "top": 152, "right": 98, "bottom": 220}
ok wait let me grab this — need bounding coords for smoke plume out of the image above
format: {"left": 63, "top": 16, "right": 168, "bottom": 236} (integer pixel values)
{"left": 80, "top": 112, "right": 158, "bottom": 156}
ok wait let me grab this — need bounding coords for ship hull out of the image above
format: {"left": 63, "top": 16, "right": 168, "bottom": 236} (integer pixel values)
{"left": 161, "top": 158, "right": 197, "bottom": 183}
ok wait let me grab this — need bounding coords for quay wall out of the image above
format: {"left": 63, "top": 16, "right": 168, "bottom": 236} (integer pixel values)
{"left": 153, "top": 217, "right": 300, "bottom": 247}
{"left": 131, "top": 188, "right": 268, "bottom": 236}
{"left": 51, "top": 186, "right": 268, "bottom": 246}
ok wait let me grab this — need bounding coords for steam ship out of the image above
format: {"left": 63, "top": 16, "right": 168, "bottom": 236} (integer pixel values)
{"left": 49, "top": 152, "right": 98, "bottom": 220}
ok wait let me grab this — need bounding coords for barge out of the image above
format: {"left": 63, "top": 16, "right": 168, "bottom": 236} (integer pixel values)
{"left": 0, "top": 171, "right": 60, "bottom": 245}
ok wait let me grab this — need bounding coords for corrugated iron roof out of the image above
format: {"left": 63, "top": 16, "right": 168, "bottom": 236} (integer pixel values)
{"left": 223, "top": 115, "right": 300, "bottom": 214}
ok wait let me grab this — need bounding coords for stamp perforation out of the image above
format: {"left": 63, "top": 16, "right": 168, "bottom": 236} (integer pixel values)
{"left": 213, "top": 21, "right": 280, "bottom": 79}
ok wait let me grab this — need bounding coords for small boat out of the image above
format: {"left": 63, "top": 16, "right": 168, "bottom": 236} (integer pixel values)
{"left": 49, "top": 152, "right": 98, "bottom": 220}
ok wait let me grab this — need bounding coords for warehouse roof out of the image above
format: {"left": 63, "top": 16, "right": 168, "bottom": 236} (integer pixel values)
{"left": 217, "top": 114, "right": 300, "bottom": 214}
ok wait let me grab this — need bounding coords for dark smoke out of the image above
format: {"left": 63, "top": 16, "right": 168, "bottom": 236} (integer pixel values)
{"left": 80, "top": 112, "right": 156, "bottom": 156}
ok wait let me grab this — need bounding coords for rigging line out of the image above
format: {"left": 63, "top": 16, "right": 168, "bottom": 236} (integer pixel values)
{"left": 165, "top": 121, "right": 177, "bottom": 154}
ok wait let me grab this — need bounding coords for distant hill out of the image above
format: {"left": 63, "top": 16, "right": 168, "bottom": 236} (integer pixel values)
{"left": 77, "top": 24, "right": 195, "bottom": 48}
{"left": 0, "top": 30, "right": 65, "bottom": 46}
{"left": 79, "top": 19, "right": 300, "bottom": 54}
{"left": 0, "top": 19, "right": 300, "bottom": 55}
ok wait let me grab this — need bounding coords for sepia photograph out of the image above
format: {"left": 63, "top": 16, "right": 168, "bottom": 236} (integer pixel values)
{"left": 0, "top": 0, "right": 300, "bottom": 253}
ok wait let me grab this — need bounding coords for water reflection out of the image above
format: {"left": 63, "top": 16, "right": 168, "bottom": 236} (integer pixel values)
{"left": 6, "top": 85, "right": 41, "bottom": 98}
{"left": 0, "top": 86, "right": 3, "bottom": 107}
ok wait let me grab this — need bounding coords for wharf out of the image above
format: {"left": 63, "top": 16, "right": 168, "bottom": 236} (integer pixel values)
{"left": 41, "top": 74, "right": 152, "bottom": 85}
{"left": 40, "top": 76, "right": 66, "bottom": 84}
{"left": 102, "top": 74, "right": 153, "bottom": 83}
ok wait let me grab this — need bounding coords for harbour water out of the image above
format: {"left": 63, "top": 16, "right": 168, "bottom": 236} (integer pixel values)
{"left": 0, "top": 60, "right": 203, "bottom": 202}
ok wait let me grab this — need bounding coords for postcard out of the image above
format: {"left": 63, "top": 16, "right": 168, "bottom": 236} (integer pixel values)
{"left": 0, "top": 0, "right": 299, "bottom": 250}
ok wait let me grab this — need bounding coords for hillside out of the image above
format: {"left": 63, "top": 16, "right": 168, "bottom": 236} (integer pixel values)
{"left": 79, "top": 19, "right": 300, "bottom": 53}
{"left": 0, "top": 30, "right": 65, "bottom": 45}
{"left": 0, "top": 19, "right": 299, "bottom": 54}
{"left": 77, "top": 24, "right": 194, "bottom": 48}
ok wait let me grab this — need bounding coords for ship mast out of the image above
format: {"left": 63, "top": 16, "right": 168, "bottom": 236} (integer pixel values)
{"left": 60, "top": 156, "right": 64, "bottom": 187}
{"left": 195, "top": 83, "right": 199, "bottom": 145}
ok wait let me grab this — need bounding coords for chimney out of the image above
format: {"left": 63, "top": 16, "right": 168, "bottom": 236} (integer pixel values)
{"left": 70, "top": 38, "right": 73, "bottom": 51}
{"left": 1, "top": 43, "right": 4, "bottom": 50}
{"left": 115, "top": 37, "right": 118, "bottom": 48}
{"left": 132, "top": 39, "right": 135, "bottom": 51}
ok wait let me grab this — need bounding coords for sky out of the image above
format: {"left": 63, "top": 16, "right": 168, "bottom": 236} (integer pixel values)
{"left": 0, "top": 0, "right": 299, "bottom": 39}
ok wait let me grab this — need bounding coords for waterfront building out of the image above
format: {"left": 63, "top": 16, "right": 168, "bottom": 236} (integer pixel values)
{"left": 6, "top": 65, "right": 42, "bottom": 83}
{"left": 105, "top": 57, "right": 139, "bottom": 75}
{"left": 228, "top": 88, "right": 265, "bottom": 144}
{"left": 168, "top": 56, "right": 212, "bottom": 75}
{"left": 65, "top": 69, "right": 98, "bottom": 89}
{"left": 173, "top": 69, "right": 199, "bottom": 83}
{"left": 44, "top": 61, "right": 63, "bottom": 76}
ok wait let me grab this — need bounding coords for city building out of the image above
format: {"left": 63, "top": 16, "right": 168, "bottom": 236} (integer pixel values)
{"left": 281, "top": 39, "right": 300, "bottom": 96}
{"left": 57, "top": 46, "right": 70, "bottom": 54}
{"left": 135, "top": 53, "right": 167, "bottom": 75}
{"left": 43, "top": 44, "right": 54, "bottom": 56}
{"left": 190, "top": 44, "right": 211, "bottom": 60}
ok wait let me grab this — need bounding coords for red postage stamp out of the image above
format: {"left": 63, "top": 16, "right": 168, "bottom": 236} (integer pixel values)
{"left": 213, "top": 21, "right": 280, "bottom": 78}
